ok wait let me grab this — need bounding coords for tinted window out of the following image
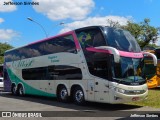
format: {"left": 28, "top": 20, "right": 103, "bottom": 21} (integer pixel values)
{"left": 49, "top": 65, "right": 82, "bottom": 80}
{"left": 105, "top": 27, "right": 141, "bottom": 52}
{"left": 76, "top": 28, "right": 106, "bottom": 48}
{"left": 87, "top": 52, "right": 110, "bottom": 79}
{"left": 22, "top": 65, "right": 82, "bottom": 80}
{"left": 5, "top": 35, "right": 77, "bottom": 62}
{"left": 81, "top": 50, "right": 110, "bottom": 79}
{"left": 22, "top": 67, "right": 47, "bottom": 80}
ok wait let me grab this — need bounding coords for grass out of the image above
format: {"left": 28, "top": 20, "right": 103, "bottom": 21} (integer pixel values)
{"left": 126, "top": 88, "right": 160, "bottom": 108}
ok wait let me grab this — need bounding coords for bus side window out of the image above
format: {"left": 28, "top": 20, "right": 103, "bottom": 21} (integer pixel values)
{"left": 58, "top": 35, "right": 77, "bottom": 54}
{"left": 86, "top": 52, "right": 110, "bottom": 80}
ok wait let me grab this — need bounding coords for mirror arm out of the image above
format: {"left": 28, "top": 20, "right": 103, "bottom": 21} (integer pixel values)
{"left": 143, "top": 52, "right": 157, "bottom": 66}
{"left": 95, "top": 46, "right": 120, "bottom": 63}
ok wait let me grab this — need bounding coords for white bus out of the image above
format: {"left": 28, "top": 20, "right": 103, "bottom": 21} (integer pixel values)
{"left": 4, "top": 26, "right": 157, "bottom": 105}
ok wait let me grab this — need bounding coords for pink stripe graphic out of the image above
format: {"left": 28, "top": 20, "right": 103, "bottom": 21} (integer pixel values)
{"left": 86, "top": 47, "right": 143, "bottom": 58}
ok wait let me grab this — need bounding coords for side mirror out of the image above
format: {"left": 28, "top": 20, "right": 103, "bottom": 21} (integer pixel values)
{"left": 95, "top": 46, "right": 120, "bottom": 63}
{"left": 143, "top": 52, "right": 157, "bottom": 66}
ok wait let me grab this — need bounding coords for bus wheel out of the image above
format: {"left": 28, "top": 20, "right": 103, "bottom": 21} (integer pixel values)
{"left": 73, "top": 86, "right": 85, "bottom": 105}
{"left": 11, "top": 84, "right": 17, "bottom": 95}
{"left": 57, "top": 86, "right": 69, "bottom": 102}
{"left": 18, "top": 85, "right": 24, "bottom": 96}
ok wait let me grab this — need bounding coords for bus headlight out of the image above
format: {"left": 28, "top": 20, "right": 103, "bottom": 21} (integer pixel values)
{"left": 114, "top": 87, "right": 147, "bottom": 95}
{"left": 114, "top": 87, "right": 126, "bottom": 94}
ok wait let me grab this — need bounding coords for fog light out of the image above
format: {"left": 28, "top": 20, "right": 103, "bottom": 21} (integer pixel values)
{"left": 114, "top": 87, "right": 126, "bottom": 94}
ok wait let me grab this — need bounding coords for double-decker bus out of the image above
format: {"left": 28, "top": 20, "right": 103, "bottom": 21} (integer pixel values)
{"left": 144, "top": 48, "right": 160, "bottom": 88}
{"left": 4, "top": 26, "right": 157, "bottom": 104}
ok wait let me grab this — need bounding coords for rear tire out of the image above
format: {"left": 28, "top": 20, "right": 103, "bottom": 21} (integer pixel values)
{"left": 17, "top": 85, "right": 24, "bottom": 96}
{"left": 57, "top": 86, "right": 69, "bottom": 102}
{"left": 73, "top": 86, "right": 85, "bottom": 105}
{"left": 11, "top": 84, "right": 17, "bottom": 95}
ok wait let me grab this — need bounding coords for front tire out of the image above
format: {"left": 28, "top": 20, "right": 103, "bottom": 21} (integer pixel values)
{"left": 57, "top": 86, "right": 69, "bottom": 102}
{"left": 73, "top": 86, "right": 85, "bottom": 105}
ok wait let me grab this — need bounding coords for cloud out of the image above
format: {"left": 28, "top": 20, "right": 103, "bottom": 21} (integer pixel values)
{"left": 0, "top": 18, "right": 4, "bottom": 24}
{"left": 32, "top": 0, "right": 94, "bottom": 20}
{"left": 60, "top": 15, "right": 132, "bottom": 33}
{"left": 0, "top": 29, "right": 19, "bottom": 42}
{"left": 0, "top": 0, "right": 16, "bottom": 12}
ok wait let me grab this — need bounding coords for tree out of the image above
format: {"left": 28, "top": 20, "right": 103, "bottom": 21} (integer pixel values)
{"left": 0, "top": 43, "right": 13, "bottom": 64}
{"left": 122, "top": 19, "right": 159, "bottom": 49}
{"left": 107, "top": 19, "right": 121, "bottom": 28}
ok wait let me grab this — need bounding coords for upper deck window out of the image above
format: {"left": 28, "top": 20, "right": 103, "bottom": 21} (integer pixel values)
{"left": 105, "top": 27, "right": 141, "bottom": 52}
{"left": 76, "top": 28, "right": 106, "bottom": 48}
{"left": 5, "top": 34, "right": 77, "bottom": 62}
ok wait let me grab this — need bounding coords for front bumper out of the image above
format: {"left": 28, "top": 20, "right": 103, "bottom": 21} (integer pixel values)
{"left": 110, "top": 90, "right": 148, "bottom": 104}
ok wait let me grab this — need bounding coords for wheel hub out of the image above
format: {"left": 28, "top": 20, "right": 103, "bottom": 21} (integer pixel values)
{"left": 19, "top": 87, "right": 23, "bottom": 95}
{"left": 60, "top": 89, "right": 68, "bottom": 100}
{"left": 75, "top": 90, "right": 83, "bottom": 102}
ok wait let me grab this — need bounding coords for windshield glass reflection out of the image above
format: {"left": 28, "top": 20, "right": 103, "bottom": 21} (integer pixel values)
{"left": 112, "top": 57, "right": 145, "bottom": 84}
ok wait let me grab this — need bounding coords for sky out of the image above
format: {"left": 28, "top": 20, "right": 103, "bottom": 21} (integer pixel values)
{"left": 0, "top": 0, "right": 160, "bottom": 47}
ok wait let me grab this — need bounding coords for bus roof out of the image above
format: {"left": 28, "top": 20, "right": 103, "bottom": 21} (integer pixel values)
{"left": 5, "top": 25, "right": 107, "bottom": 53}
{"left": 5, "top": 25, "right": 120, "bottom": 53}
{"left": 5, "top": 30, "right": 75, "bottom": 53}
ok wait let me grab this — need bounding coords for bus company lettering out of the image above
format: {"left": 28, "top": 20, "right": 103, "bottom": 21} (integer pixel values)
{"left": 12, "top": 59, "right": 34, "bottom": 68}
{"left": 48, "top": 56, "right": 59, "bottom": 63}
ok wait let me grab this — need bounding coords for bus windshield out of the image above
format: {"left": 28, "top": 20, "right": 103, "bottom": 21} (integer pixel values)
{"left": 105, "top": 27, "right": 141, "bottom": 52}
{"left": 112, "top": 57, "right": 145, "bottom": 85}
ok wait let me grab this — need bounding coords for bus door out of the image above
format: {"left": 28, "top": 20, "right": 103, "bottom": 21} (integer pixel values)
{"left": 90, "top": 52, "right": 110, "bottom": 102}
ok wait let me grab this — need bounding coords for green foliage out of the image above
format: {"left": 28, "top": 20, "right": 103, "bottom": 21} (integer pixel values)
{"left": 122, "top": 18, "right": 159, "bottom": 49}
{"left": 143, "top": 44, "right": 159, "bottom": 50}
{"left": 0, "top": 43, "right": 13, "bottom": 64}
